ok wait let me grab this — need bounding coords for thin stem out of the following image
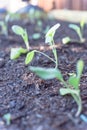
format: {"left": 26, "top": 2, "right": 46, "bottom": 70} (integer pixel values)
{"left": 72, "top": 94, "right": 82, "bottom": 117}
{"left": 52, "top": 40, "right": 58, "bottom": 68}
{"left": 35, "top": 50, "right": 56, "bottom": 64}
{"left": 76, "top": 96, "right": 82, "bottom": 117}
{"left": 25, "top": 41, "right": 29, "bottom": 51}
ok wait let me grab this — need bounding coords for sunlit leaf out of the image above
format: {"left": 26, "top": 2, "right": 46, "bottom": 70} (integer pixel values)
{"left": 69, "top": 24, "right": 81, "bottom": 40}
{"left": 12, "top": 25, "right": 24, "bottom": 36}
{"left": 12, "top": 25, "right": 29, "bottom": 50}
{"left": 77, "top": 60, "right": 84, "bottom": 79}
{"left": 62, "top": 37, "right": 71, "bottom": 44}
{"left": 25, "top": 51, "right": 35, "bottom": 65}
{"left": 45, "top": 23, "right": 60, "bottom": 44}
{"left": 69, "top": 24, "right": 80, "bottom": 33}
{"left": 68, "top": 76, "right": 79, "bottom": 89}
{"left": 10, "top": 47, "right": 27, "bottom": 60}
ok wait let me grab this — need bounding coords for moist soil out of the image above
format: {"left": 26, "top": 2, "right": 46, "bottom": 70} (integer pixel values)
{"left": 0, "top": 18, "right": 87, "bottom": 130}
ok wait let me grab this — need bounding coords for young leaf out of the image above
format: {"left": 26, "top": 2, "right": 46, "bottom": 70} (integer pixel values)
{"left": 29, "top": 67, "right": 63, "bottom": 81}
{"left": 12, "top": 25, "right": 29, "bottom": 50}
{"left": 69, "top": 24, "right": 80, "bottom": 33}
{"left": 77, "top": 60, "right": 84, "bottom": 79}
{"left": 68, "top": 76, "right": 79, "bottom": 89}
{"left": 60, "top": 88, "right": 80, "bottom": 96}
{"left": 12, "top": 25, "right": 24, "bottom": 36}
{"left": 45, "top": 23, "right": 60, "bottom": 44}
{"left": 10, "top": 47, "right": 27, "bottom": 60}
{"left": 25, "top": 51, "right": 35, "bottom": 65}
{"left": 69, "top": 24, "right": 82, "bottom": 40}
{"left": 62, "top": 37, "right": 71, "bottom": 44}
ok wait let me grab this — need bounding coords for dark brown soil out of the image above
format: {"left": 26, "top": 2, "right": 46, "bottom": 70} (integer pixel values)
{"left": 0, "top": 18, "right": 87, "bottom": 130}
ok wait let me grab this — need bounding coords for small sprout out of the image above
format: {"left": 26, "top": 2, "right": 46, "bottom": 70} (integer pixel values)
{"left": 69, "top": 24, "right": 83, "bottom": 42}
{"left": 11, "top": 24, "right": 60, "bottom": 67}
{"left": 61, "top": 60, "right": 84, "bottom": 116}
{"left": 45, "top": 23, "right": 60, "bottom": 68}
{"left": 69, "top": 22, "right": 85, "bottom": 43}
{"left": 10, "top": 47, "right": 27, "bottom": 60}
{"left": 45, "top": 23, "right": 60, "bottom": 44}
{"left": 11, "top": 25, "right": 30, "bottom": 61}
{"left": 62, "top": 37, "right": 71, "bottom": 44}
{"left": 3, "top": 113, "right": 11, "bottom": 125}
{"left": 12, "top": 25, "right": 29, "bottom": 50}
{"left": 62, "top": 21, "right": 85, "bottom": 44}
{"left": 29, "top": 60, "right": 84, "bottom": 117}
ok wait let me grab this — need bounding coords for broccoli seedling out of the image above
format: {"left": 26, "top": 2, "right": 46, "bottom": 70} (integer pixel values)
{"left": 62, "top": 20, "right": 85, "bottom": 44}
{"left": 10, "top": 25, "right": 29, "bottom": 60}
{"left": 11, "top": 24, "right": 60, "bottom": 68}
{"left": 29, "top": 60, "right": 84, "bottom": 117}
{"left": 26, "top": 23, "right": 60, "bottom": 67}
{"left": 45, "top": 23, "right": 60, "bottom": 68}
{"left": 12, "top": 25, "right": 29, "bottom": 50}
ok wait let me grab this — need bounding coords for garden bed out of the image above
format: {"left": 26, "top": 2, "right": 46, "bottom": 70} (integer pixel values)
{"left": 0, "top": 18, "right": 87, "bottom": 130}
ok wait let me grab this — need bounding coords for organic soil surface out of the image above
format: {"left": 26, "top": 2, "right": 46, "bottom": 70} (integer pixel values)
{"left": 0, "top": 18, "right": 87, "bottom": 130}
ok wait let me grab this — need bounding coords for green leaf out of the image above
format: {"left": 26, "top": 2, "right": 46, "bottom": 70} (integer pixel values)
{"left": 69, "top": 24, "right": 81, "bottom": 40}
{"left": 69, "top": 24, "right": 80, "bottom": 33}
{"left": 60, "top": 88, "right": 80, "bottom": 96}
{"left": 60, "top": 88, "right": 82, "bottom": 117}
{"left": 45, "top": 36, "right": 52, "bottom": 45}
{"left": 29, "top": 67, "right": 63, "bottom": 81}
{"left": 68, "top": 60, "right": 84, "bottom": 89}
{"left": 12, "top": 25, "right": 29, "bottom": 50}
{"left": 25, "top": 51, "right": 35, "bottom": 65}
{"left": 45, "top": 23, "right": 60, "bottom": 44}
{"left": 77, "top": 60, "right": 84, "bottom": 79}
{"left": 12, "top": 25, "right": 24, "bottom": 36}
{"left": 62, "top": 37, "right": 71, "bottom": 44}
{"left": 68, "top": 76, "right": 79, "bottom": 89}
{"left": 10, "top": 47, "right": 27, "bottom": 60}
